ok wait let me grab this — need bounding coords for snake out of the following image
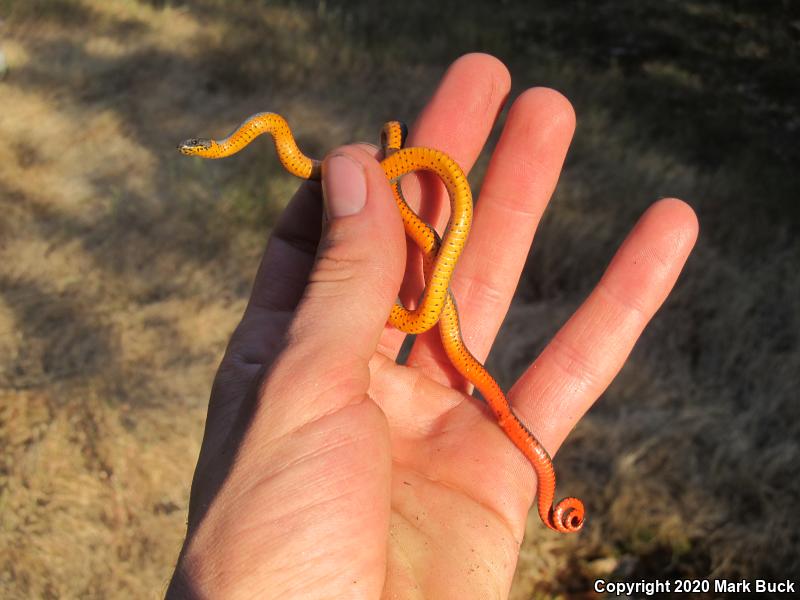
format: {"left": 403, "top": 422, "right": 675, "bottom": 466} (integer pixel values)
{"left": 178, "top": 112, "right": 585, "bottom": 533}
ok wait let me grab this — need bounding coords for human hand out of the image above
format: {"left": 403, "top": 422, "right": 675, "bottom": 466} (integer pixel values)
{"left": 167, "top": 53, "right": 698, "bottom": 599}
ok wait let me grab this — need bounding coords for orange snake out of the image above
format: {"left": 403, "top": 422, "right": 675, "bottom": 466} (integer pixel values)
{"left": 178, "top": 113, "right": 585, "bottom": 533}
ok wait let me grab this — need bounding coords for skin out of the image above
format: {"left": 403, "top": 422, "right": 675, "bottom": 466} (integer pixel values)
{"left": 167, "top": 53, "right": 699, "bottom": 599}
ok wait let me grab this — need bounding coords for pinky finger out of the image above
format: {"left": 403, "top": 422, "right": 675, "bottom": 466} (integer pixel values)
{"left": 509, "top": 198, "right": 699, "bottom": 455}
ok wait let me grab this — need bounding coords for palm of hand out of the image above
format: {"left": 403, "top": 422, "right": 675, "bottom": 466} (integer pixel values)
{"left": 189, "top": 356, "right": 536, "bottom": 596}
{"left": 371, "top": 354, "right": 536, "bottom": 596}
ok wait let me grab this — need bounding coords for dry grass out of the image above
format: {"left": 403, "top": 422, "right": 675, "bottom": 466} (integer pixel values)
{"left": 1, "top": 0, "right": 798, "bottom": 598}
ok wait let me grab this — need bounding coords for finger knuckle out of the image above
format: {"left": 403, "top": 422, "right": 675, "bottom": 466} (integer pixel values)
{"left": 308, "top": 235, "right": 363, "bottom": 293}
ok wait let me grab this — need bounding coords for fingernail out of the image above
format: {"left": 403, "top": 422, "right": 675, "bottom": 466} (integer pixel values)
{"left": 323, "top": 154, "right": 367, "bottom": 218}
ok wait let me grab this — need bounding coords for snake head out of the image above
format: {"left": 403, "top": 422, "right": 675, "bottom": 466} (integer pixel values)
{"left": 178, "top": 138, "right": 214, "bottom": 156}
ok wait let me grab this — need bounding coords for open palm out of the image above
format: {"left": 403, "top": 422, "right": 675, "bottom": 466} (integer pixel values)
{"left": 168, "top": 53, "right": 697, "bottom": 599}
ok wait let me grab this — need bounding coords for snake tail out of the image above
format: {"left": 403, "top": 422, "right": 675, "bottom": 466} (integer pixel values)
{"left": 437, "top": 284, "right": 585, "bottom": 533}
{"left": 392, "top": 172, "right": 585, "bottom": 533}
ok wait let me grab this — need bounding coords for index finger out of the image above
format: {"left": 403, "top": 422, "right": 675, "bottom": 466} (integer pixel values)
{"left": 375, "top": 52, "right": 512, "bottom": 360}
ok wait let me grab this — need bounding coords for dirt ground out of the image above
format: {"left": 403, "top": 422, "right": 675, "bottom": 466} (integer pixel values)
{"left": 1, "top": 1, "right": 798, "bottom": 598}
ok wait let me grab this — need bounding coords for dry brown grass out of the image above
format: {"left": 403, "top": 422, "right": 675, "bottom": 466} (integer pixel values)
{"left": 1, "top": 0, "right": 798, "bottom": 598}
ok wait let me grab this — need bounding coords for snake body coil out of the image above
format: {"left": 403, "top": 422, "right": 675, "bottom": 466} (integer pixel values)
{"left": 179, "top": 112, "right": 585, "bottom": 533}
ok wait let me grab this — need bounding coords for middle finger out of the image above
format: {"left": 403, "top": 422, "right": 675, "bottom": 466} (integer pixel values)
{"left": 406, "top": 87, "right": 576, "bottom": 387}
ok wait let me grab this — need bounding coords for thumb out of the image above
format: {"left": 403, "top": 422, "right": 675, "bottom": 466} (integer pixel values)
{"left": 287, "top": 145, "right": 405, "bottom": 367}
